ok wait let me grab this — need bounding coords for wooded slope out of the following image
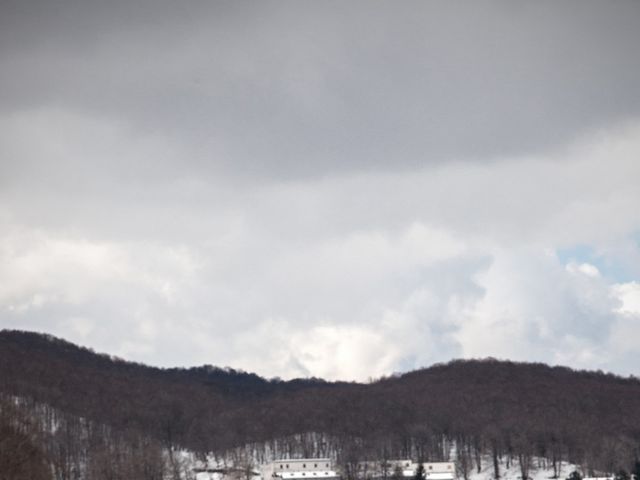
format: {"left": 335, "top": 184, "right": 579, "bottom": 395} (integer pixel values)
{"left": 2, "top": 329, "right": 640, "bottom": 475}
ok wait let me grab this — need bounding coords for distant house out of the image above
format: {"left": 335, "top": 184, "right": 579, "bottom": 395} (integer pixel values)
{"left": 418, "top": 462, "right": 455, "bottom": 480}
{"left": 263, "top": 459, "right": 339, "bottom": 480}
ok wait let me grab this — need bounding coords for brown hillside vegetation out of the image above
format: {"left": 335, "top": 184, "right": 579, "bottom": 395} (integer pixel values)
{"left": 1, "top": 330, "right": 640, "bottom": 479}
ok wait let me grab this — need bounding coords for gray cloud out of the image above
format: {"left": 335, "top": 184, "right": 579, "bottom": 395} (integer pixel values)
{"left": 2, "top": 1, "right": 640, "bottom": 180}
{"left": 2, "top": 1, "right": 640, "bottom": 379}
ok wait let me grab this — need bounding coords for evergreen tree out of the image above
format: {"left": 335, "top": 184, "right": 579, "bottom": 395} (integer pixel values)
{"left": 615, "top": 470, "right": 630, "bottom": 480}
{"left": 567, "top": 471, "right": 583, "bottom": 480}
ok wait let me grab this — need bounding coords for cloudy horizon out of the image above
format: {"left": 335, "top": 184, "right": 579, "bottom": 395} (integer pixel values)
{"left": 1, "top": 0, "right": 640, "bottom": 381}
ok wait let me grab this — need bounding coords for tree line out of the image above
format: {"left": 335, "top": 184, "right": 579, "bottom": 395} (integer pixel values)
{"left": 2, "top": 330, "right": 640, "bottom": 479}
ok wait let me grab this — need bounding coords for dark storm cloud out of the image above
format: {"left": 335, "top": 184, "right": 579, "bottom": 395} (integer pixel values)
{"left": 2, "top": 0, "right": 640, "bottom": 179}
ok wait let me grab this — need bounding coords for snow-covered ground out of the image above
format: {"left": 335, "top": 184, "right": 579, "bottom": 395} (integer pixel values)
{"left": 466, "top": 458, "right": 581, "bottom": 480}
{"left": 195, "top": 473, "right": 225, "bottom": 480}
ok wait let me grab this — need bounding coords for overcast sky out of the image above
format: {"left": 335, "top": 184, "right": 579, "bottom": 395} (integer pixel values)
{"left": 1, "top": 0, "right": 640, "bottom": 381}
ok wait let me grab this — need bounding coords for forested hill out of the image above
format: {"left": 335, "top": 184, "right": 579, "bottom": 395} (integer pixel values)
{"left": 2, "top": 329, "right": 640, "bottom": 475}
{"left": 0, "top": 329, "right": 341, "bottom": 399}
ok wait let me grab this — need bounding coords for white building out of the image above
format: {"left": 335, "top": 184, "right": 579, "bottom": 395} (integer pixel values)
{"left": 264, "top": 459, "right": 339, "bottom": 480}
{"left": 415, "top": 462, "right": 455, "bottom": 480}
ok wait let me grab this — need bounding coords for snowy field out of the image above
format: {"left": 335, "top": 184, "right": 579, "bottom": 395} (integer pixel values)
{"left": 466, "top": 459, "right": 582, "bottom": 480}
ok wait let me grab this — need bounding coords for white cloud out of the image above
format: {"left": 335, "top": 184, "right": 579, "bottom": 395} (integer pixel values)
{"left": 613, "top": 282, "right": 640, "bottom": 315}
{"left": 454, "top": 249, "right": 621, "bottom": 370}
{"left": 608, "top": 282, "right": 640, "bottom": 358}
{"left": 566, "top": 262, "right": 600, "bottom": 278}
{"left": 1, "top": 113, "right": 640, "bottom": 380}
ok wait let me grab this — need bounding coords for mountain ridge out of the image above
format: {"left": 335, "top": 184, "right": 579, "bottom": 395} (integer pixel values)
{"left": 2, "top": 328, "right": 640, "bottom": 477}
{"left": 4, "top": 328, "right": 639, "bottom": 387}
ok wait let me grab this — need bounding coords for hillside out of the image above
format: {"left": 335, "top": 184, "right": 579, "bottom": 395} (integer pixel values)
{"left": 0, "top": 330, "right": 351, "bottom": 450}
{"left": 2, "top": 330, "right": 640, "bottom": 479}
